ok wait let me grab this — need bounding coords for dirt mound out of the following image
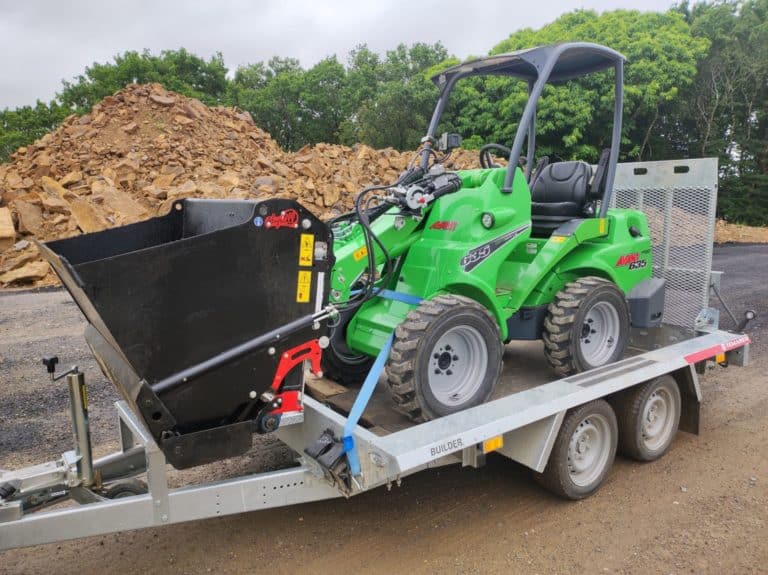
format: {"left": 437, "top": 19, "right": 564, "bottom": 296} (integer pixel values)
{"left": 715, "top": 219, "right": 768, "bottom": 243}
{"left": 0, "top": 83, "right": 477, "bottom": 286}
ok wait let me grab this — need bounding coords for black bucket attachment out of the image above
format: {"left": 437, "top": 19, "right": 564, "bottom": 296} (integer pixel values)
{"left": 39, "top": 198, "right": 334, "bottom": 468}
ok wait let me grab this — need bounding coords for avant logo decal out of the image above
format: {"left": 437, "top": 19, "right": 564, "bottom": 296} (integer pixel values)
{"left": 616, "top": 252, "right": 647, "bottom": 270}
{"left": 265, "top": 209, "right": 299, "bottom": 229}
{"left": 430, "top": 220, "right": 458, "bottom": 231}
{"left": 616, "top": 253, "right": 639, "bottom": 266}
{"left": 460, "top": 224, "right": 530, "bottom": 272}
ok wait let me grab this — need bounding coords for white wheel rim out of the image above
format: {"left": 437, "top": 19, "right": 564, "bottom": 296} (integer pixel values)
{"left": 579, "top": 301, "right": 621, "bottom": 366}
{"left": 427, "top": 325, "right": 488, "bottom": 406}
{"left": 567, "top": 413, "right": 613, "bottom": 487}
{"left": 641, "top": 387, "right": 679, "bottom": 451}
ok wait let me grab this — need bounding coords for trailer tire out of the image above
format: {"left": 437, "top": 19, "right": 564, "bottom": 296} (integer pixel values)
{"left": 386, "top": 294, "right": 503, "bottom": 422}
{"left": 615, "top": 375, "right": 681, "bottom": 461}
{"left": 543, "top": 276, "right": 629, "bottom": 377}
{"left": 534, "top": 399, "right": 618, "bottom": 500}
{"left": 103, "top": 479, "right": 148, "bottom": 499}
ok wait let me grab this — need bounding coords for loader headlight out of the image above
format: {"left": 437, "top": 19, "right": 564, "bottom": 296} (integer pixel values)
{"left": 481, "top": 212, "right": 495, "bottom": 229}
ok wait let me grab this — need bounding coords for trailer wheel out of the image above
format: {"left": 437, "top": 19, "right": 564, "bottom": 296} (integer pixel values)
{"left": 321, "top": 310, "right": 374, "bottom": 386}
{"left": 534, "top": 400, "right": 618, "bottom": 500}
{"left": 103, "top": 479, "right": 148, "bottom": 499}
{"left": 615, "top": 375, "right": 681, "bottom": 461}
{"left": 386, "top": 294, "right": 503, "bottom": 422}
{"left": 543, "top": 276, "right": 629, "bottom": 377}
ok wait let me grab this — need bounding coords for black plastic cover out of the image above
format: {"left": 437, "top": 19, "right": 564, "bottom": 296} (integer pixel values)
{"left": 628, "top": 277, "right": 666, "bottom": 328}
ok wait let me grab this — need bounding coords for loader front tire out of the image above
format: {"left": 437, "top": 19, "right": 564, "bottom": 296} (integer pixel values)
{"left": 386, "top": 295, "right": 503, "bottom": 422}
{"left": 543, "top": 276, "right": 629, "bottom": 377}
{"left": 321, "top": 310, "right": 374, "bottom": 386}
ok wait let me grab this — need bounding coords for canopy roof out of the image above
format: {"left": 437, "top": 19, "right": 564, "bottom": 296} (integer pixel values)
{"left": 432, "top": 42, "right": 624, "bottom": 86}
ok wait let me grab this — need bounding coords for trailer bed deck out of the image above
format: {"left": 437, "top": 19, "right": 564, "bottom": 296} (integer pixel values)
{"left": 306, "top": 341, "right": 554, "bottom": 435}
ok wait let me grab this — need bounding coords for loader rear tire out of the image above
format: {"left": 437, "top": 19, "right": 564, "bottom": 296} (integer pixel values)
{"left": 543, "top": 276, "right": 629, "bottom": 377}
{"left": 386, "top": 294, "right": 503, "bottom": 422}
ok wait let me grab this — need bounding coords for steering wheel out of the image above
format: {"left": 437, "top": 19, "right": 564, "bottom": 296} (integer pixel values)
{"left": 479, "top": 143, "right": 526, "bottom": 169}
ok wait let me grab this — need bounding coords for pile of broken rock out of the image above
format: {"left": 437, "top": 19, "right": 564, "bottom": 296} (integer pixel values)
{"left": 0, "top": 83, "right": 477, "bottom": 287}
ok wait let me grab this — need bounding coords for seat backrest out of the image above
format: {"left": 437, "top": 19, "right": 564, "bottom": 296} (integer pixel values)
{"left": 531, "top": 161, "right": 592, "bottom": 209}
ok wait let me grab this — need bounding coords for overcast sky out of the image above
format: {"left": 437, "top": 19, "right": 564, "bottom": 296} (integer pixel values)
{"left": 0, "top": 0, "right": 675, "bottom": 109}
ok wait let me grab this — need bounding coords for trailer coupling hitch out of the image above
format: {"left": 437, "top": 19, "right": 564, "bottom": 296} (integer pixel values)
{"left": 305, "top": 429, "right": 352, "bottom": 492}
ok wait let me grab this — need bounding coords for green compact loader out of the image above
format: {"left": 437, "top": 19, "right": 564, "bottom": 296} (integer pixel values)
{"left": 40, "top": 42, "right": 664, "bottom": 469}
{"left": 320, "top": 42, "right": 663, "bottom": 421}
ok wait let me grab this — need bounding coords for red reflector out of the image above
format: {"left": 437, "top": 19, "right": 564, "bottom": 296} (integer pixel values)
{"left": 683, "top": 335, "right": 751, "bottom": 364}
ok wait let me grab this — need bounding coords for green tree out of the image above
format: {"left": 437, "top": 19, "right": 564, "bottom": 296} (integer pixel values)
{"left": 230, "top": 56, "right": 350, "bottom": 150}
{"left": 239, "top": 59, "right": 305, "bottom": 150}
{"left": 357, "top": 75, "right": 436, "bottom": 150}
{"left": 440, "top": 10, "right": 708, "bottom": 162}
{"left": 675, "top": 0, "right": 768, "bottom": 224}
{"left": 345, "top": 42, "right": 448, "bottom": 150}
{"left": 299, "top": 57, "right": 349, "bottom": 144}
{"left": 0, "top": 101, "right": 70, "bottom": 161}
{"left": 59, "top": 48, "right": 228, "bottom": 112}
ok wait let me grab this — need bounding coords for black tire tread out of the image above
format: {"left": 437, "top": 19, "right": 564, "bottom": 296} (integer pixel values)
{"left": 533, "top": 399, "right": 618, "bottom": 500}
{"left": 543, "top": 276, "right": 627, "bottom": 377}
{"left": 614, "top": 375, "right": 681, "bottom": 461}
{"left": 321, "top": 349, "right": 374, "bottom": 386}
{"left": 103, "top": 478, "right": 148, "bottom": 499}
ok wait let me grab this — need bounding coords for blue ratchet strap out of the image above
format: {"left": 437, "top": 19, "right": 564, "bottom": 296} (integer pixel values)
{"left": 341, "top": 290, "right": 422, "bottom": 476}
{"left": 348, "top": 288, "right": 423, "bottom": 306}
{"left": 376, "top": 289, "right": 423, "bottom": 306}
{"left": 342, "top": 333, "right": 393, "bottom": 476}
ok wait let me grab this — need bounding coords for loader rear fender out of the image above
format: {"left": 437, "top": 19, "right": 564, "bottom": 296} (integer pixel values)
{"left": 522, "top": 267, "right": 614, "bottom": 308}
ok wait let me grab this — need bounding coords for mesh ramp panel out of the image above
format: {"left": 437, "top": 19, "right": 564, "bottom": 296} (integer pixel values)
{"left": 612, "top": 159, "right": 718, "bottom": 329}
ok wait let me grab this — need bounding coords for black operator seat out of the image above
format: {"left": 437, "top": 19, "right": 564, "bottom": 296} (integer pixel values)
{"left": 529, "top": 160, "right": 593, "bottom": 236}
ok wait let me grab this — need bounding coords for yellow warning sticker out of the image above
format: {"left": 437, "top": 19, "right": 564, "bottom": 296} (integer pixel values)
{"left": 299, "top": 233, "right": 314, "bottom": 267}
{"left": 353, "top": 246, "right": 368, "bottom": 261}
{"left": 550, "top": 235, "right": 567, "bottom": 243}
{"left": 296, "top": 270, "right": 312, "bottom": 303}
{"left": 599, "top": 219, "right": 607, "bottom": 234}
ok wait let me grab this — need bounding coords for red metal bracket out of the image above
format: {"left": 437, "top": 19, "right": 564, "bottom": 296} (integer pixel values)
{"left": 271, "top": 339, "right": 322, "bottom": 392}
{"left": 266, "top": 339, "right": 322, "bottom": 415}
{"left": 270, "top": 390, "right": 302, "bottom": 414}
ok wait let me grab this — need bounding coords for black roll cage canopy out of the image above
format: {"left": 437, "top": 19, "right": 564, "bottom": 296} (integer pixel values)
{"left": 424, "top": 42, "right": 625, "bottom": 218}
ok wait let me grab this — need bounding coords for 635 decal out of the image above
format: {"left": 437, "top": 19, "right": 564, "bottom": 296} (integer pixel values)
{"left": 460, "top": 224, "right": 530, "bottom": 272}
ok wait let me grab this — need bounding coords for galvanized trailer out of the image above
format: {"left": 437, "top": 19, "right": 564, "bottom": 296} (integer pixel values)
{"left": 0, "top": 159, "right": 753, "bottom": 551}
